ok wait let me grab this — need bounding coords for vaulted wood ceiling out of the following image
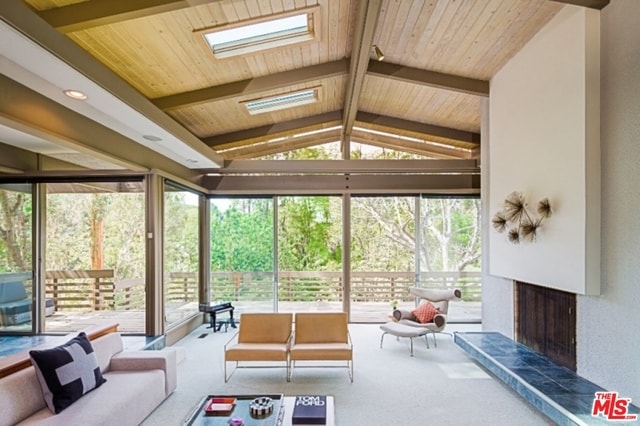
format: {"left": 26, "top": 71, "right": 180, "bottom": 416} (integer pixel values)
{"left": 1, "top": 0, "right": 608, "bottom": 189}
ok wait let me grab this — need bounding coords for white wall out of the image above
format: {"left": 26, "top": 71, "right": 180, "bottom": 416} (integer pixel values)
{"left": 577, "top": 0, "right": 640, "bottom": 402}
{"left": 484, "top": 0, "right": 640, "bottom": 401}
{"left": 481, "top": 98, "right": 515, "bottom": 336}
{"left": 488, "top": 6, "right": 600, "bottom": 295}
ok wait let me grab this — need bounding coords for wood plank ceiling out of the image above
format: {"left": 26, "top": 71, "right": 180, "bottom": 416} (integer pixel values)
{"left": 17, "top": 0, "right": 579, "bottom": 166}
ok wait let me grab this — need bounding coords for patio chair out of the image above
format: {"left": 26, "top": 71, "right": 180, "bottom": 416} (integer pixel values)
{"left": 393, "top": 287, "right": 461, "bottom": 348}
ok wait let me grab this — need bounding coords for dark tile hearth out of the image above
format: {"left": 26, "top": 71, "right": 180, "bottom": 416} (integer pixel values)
{"left": 455, "top": 332, "right": 640, "bottom": 425}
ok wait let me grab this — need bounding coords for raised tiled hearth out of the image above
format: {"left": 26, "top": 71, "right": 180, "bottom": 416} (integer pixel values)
{"left": 455, "top": 332, "right": 640, "bottom": 425}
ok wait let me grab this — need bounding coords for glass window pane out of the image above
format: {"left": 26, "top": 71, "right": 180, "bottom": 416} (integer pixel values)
{"left": 210, "top": 198, "right": 274, "bottom": 314}
{"left": 418, "top": 197, "right": 482, "bottom": 322}
{"left": 277, "top": 196, "right": 342, "bottom": 314}
{"left": 45, "top": 181, "right": 146, "bottom": 333}
{"left": 0, "top": 184, "right": 33, "bottom": 332}
{"left": 351, "top": 196, "right": 415, "bottom": 322}
{"left": 164, "top": 183, "right": 200, "bottom": 328}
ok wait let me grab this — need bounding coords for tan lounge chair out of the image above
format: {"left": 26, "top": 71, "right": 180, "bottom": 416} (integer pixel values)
{"left": 223, "top": 313, "right": 292, "bottom": 382}
{"left": 289, "top": 312, "right": 353, "bottom": 382}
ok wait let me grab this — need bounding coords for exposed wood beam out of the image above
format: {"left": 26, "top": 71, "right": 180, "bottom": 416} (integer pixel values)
{"left": 366, "top": 61, "right": 489, "bottom": 97}
{"left": 205, "top": 110, "right": 478, "bottom": 159}
{"left": 342, "top": 0, "right": 382, "bottom": 148}
{"left": 153, "top": 60, "right": 349, "bottom": 111}
{"left": 219, "top": 134, "right": 340, "bottom": 160}
{"left": 202, "top": 159, "right": 479, "bottom": 175}
{"left": 203, "top": 174, "right": 480, "bottom": 195}
{"left": 351, "top": 129, "right": 469, "bottom": 160}
{"left": 35, "top": 0, "right": 215, "bottom": 34}
{"left": 356, "top": 112, "right": 481, "bottom": 146}
{"left": 549, "top": 0, "right": 609, "bottom": 10}
{"left": 203, "top": 111, "right": 342, "bottom": 148}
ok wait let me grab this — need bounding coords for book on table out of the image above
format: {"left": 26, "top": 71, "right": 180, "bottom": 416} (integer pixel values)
{"left": 291, "top": 395, "right": 327, "bottom": 425}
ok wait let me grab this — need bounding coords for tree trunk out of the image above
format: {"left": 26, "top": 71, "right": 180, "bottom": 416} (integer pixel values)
{"left": 89, "top": 194, "right": 108, "bottom": 270}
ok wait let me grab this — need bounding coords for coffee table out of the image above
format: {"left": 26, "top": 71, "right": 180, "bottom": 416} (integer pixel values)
{"left": 183, "top": 394, "right": 335, "bottom": 426}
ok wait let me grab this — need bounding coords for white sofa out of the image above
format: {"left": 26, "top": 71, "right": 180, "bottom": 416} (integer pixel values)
{"left": 0, "top": 332, "right": 177, "bottom": 426}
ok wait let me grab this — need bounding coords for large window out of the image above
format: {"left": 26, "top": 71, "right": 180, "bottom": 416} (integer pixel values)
{"left": 418, "top": 197, "right": 481, "bottom": 322}
{"left": 45, "top": 180, "right": 146, "bottom": 333}
{"left": 209, "top": 198, "right": 274, "bottom": 312}
{"left": 205, "top": 195, "right": 482, "bottom": 323}
{"left": 164, "top": 182, "right": 201, "bottom": 328}
{"left": 277, "top": 196, "right": 342, "bottom": 313}
{"left": 350, "top": 196, "right": 416, "bottom": 322}
{"left": 0, "top": 184, "right": 33, "bottom": 332}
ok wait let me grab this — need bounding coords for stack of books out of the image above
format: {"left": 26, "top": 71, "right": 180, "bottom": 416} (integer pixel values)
{"left": 291, "top": 395, "right": 327, "bottom": 425}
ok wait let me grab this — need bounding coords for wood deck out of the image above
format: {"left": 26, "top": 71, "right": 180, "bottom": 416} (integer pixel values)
{"left": 39, "top": 300, "right": 480, "bottom": 334}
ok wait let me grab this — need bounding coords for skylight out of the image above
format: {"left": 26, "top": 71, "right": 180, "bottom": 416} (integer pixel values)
{"left": 202, "top": 12, "right": 315, "bottom": 59}
{"left": 243, "top": 88, "right": 319, "bottom": 115}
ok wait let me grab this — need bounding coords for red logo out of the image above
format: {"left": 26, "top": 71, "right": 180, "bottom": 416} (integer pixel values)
{"left": 592, "top": 392, "right": 638, "bottom": 421}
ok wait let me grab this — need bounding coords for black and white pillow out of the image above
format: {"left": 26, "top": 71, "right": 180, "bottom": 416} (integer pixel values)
{"left": 29, "top": 332, "right": 107, "bottom": 413}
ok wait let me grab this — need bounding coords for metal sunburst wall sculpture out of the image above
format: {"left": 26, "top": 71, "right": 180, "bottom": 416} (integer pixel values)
{"left": 492, "top": 191, "right": 553, "bottom": 244}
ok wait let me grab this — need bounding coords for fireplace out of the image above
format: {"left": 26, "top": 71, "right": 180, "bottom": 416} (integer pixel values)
{"left": 514, "top": 281, "right": 576, "bottom": 371}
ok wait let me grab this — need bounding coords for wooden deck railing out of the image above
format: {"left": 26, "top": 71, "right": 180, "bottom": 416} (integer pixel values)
{"left": 43, "top": 270, "right": 481, "bottom": 311}
{"left": 45, "top": 270, "right": 115, "bottom": 311}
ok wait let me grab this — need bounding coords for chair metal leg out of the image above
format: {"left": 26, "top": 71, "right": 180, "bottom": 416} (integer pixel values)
{"left": 224, "top": 361, "right": 237, "bottom": 382}
{"left": 380, "top": 332, "right": 388, "bottom": 348}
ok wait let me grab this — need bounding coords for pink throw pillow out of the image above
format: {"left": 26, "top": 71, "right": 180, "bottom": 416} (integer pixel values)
{"left": 412, "top": 301, "right": 440, "bottom": 323}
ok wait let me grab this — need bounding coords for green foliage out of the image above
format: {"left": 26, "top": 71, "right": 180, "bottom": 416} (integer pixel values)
{"left": 47, "top": 191, "right": 146, "bottom": 280}
{"left": 277, "top": 196, "right": 341, "bottom": 271}
{"left": 210, "top": 199, "right": 273, "bottom": 272}
{"left": 164, "top": 191, "right": 199, "bottom": 273}
{"left": 0, "top": 188, "right": 32, "bottom": 272}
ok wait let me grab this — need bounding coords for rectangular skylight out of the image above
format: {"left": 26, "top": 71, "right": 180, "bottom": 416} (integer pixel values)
{"left": 202, "top": 12, "right": 315, "bottom": 59}
{"left": 244, "top": 88, "right": 319, "bottom": 115}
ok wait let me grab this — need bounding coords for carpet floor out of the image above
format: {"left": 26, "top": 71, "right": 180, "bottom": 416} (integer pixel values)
{"left": 141, "top": 323, "right": 553, "bottom": 425}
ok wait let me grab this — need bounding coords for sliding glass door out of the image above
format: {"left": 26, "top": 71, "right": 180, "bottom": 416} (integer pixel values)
{"left": 277, "top": 196, "right": 342, "bottom": 313}
{"left": 0, "top": 184, "right": 33, "bottom": 333}
{"left": 210, "top": 198, "right": 274, "bottom": 313}
{"left": 45, "top": 180, "right": 146, "bottom": 333}
{"left": 350, "top": 196, "right": 416, "bottom": 322}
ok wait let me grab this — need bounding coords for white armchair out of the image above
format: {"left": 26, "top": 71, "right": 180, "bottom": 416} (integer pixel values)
{"left": 392, "top": 287, "right": 461, "bottom": 347}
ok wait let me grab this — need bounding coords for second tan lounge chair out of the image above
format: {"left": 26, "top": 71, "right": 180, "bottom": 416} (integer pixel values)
{"left": 289, "top": 312, "right": 353, "bottom": 382}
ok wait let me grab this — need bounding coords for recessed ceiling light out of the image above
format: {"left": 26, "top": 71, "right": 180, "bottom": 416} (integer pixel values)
{"left": 143, "top": 134, "right": 162, "bottom": 142}
{"left": 63, "top": 89, "right": 87, "bottom": 100}
{"left": 243, "top": 87, "right": 320, "bottom": 115}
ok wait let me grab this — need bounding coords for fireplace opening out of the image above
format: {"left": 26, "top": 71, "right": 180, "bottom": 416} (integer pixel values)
{"left": 514, "top": 281, "right": 576, "bottom": 371}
